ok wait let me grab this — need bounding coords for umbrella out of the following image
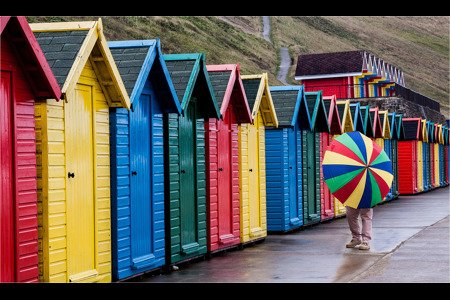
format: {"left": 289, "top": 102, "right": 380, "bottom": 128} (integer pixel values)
{"left": 322, "top": 131, "right": 393, "bottom": 209}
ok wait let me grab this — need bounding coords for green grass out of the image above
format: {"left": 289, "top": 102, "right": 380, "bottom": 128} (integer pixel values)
{"left": 26, "top": 16, "right": 449, "bottom": 118}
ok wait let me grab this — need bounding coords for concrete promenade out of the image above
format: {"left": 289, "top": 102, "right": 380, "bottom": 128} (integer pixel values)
{"left": 132, "top": 186, "right": 449, "bottom": 283}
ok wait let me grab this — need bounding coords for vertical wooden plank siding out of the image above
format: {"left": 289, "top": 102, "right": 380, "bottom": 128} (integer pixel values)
{"left": 238, "top": 110, "right": 267, "bottom": 243}
{"left": 417, "top": 141, "right": 423, "bottom": 192}
{"left": 36, "top": 59, "right": 111, "bottom": 282}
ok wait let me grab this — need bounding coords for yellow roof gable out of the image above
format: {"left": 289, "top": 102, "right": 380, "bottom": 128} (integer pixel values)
{"left": 241, "top": 73, "right": 278, "bottom": 127}
{"left": 30, "top": 18, "right": 130, "bottom": 110}
{"left": 336, "top": 100, "right": 354, "bottom": 133}
{"left": 379, "top": 110, "right": 391, "bottom": 139}
{"left": 421, "top": 119, "right": 428, "bottom": 142}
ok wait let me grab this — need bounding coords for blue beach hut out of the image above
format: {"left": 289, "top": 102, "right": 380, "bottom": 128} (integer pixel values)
{"left": 108, "top": 39, "right": 181, "bottom": 280}
{"left": 265, "top": 85, "right": 311, "bottom": 232}
{"left": 385, "top": 112, "right": 399, "bottom": 200}
{"left": 349, "top": 102, "right": 365, "bottom": 134}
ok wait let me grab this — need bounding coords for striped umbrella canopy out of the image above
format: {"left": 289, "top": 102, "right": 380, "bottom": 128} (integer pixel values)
{"left": 322, "top": 131, "right": 393, "bottom": 209}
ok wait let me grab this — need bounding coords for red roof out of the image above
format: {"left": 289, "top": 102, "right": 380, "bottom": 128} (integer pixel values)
{"left": 1, "top": 16, "right": 61, "bottom": 100}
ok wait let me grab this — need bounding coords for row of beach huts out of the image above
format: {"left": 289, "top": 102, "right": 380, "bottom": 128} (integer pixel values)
{"left": 1, "top": 17, "right": 448, "bottom": 283}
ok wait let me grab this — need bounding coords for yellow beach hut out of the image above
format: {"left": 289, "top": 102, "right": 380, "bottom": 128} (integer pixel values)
{"left": 333, "top": 100, "right": 354, "bottom": 216}
{"left": 30, "top": 19, "right": 130, "bottom": 283}
{"left": 240, "top": 73, "right": 278, "bottom": 244}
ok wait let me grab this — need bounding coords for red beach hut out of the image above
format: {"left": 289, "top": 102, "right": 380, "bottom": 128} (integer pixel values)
{"left": 398, "top": 118, "right": 422, "bottom": 194}
{"left": 1, "top": 16, "right": 61, "bottom": 282}
{"left": 320, "top": 95, "right": 342, "bottom": 221}
{"left": 205, "top": 64, "right": 252, "bottom": 252}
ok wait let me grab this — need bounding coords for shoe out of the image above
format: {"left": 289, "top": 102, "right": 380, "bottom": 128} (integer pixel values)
{"left": 359, "top": 242, "right": 370, "bottom": 250}
{"left": 346, "top": 240, "right": 362, "bottom": 248}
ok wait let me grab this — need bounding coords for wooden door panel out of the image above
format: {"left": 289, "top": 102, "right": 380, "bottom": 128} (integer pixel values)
{"left": 0, "top": 70, "right": 14, "bottom": 282}
{"left": 66, "top": 83, "right": 96, "bottom": 282}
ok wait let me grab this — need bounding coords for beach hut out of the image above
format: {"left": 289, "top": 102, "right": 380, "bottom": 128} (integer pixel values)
{"left": 430, "top": 122, "right": 436, "bottom": 188}
{"left": 398, "top": 118, "right": 422, "bottom": 194}
{"left": 421, "top": 119, "right": 429, "bottom": 191}
{"left": 370, "top": 107, "right": 383, "bottom": 144}
{"left": 433, "top": 123, "right": 440, "bottom": 188}
{"left": 336, "top": 100, "right": 354, "bottom": 134}
{"left": 302, "top": 91, "right": 329, "bottom": 225}
{"left": 320, "top": 95, "right": 342, "bottom": 221}
{"left": 333, "top": 100, "right": 354, "bottom": 217}
{"left": 204, "top": 64, "right": 252, "bottom": 251}
{"left": 360, "top": 105, "right": 375, "bottom": 139}
{"left": 379, "top": 110, "right": 393, "bottom": 197}
{"left": 240, "top": 73, "right": 278, "bottom": 243}
{"left": 162, "top": 53, "right": 220, "bottom": 265}
{"left": 444, "top": 126, "right": 449, "bottom": 185}
{"left": 385, "top": 112, "right": 399, "bottom": 200}
{"left": 444, "top": 127, "right": 450, "bottom": 184}
{"left": 349, "top": 102, "right": 365, "bottom": 134}
{"left": 0, "top": 16, "right": 61, "bottom": 283}
{"left": 265, "top": 85, "right": 311, "bottom": 232}
{"left": 31, "top": 19, "right": 131, "bottom": 282}
{"left": 107, "top": 40, "right": 181, "bottom": 280}
{"left": 438, "top": 124, "right": 444, "bottom": 186}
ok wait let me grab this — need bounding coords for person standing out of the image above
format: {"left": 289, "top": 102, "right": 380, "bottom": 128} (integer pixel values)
{"left": 345, "top": 206, "right": 373, "bottom": 250}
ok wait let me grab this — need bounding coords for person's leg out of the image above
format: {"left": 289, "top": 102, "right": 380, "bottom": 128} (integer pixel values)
{"left": 359, "top": 207, "right": 373, "bottom": 249}
{"left": 345, "top": 206, "right": 361, "bottom": 247}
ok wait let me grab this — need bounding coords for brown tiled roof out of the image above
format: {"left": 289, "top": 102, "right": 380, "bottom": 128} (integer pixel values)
{"left": 295, "top": 50, "right": 365, "bottom": 77}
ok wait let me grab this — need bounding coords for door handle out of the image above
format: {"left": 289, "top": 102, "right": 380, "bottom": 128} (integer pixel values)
{"left": 181, "top": 170, "right": 186, "bottom": 174}
{"left": 68, "top": 172, "right": 75, "bottom": 178}
{"left": 131, "top": 171, "right": 137, "bottom": 176}
{"left": 249, "top": 169, "right": 253, "bottom": 172}
{"left": 219, "top": 168, "right": 223, "bottom": 171}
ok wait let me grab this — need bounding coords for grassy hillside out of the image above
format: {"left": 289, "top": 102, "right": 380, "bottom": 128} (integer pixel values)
{"left": 26, "top": 16, "right": 449, "bottom": 118}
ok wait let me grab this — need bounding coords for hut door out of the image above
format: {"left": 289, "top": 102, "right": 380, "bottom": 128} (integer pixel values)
{"left": 288, "top": 127, "right": 300, "bottom": 226}
{"left": 179, "top": 100, "right": 198, "bottom": 254}
{"left": 217, "top": 106, "right": 233, "bottom": 243}
{"left": 65, "top": 82, "right": 97, "bottom": 282}
{"left": 303, "top": 130, "right": 318, "bottom": 222}
{"left": 0, "top": 70, "right": 15, "bottom": 282}
{"left": 248, "top": 113, "right": 262, "bottom": 236}
{"left": 130, "top": 93, "right": 155, "bottom": 269}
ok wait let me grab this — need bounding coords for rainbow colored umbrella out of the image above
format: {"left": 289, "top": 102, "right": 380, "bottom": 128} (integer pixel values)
{"left": 322, "top": 131, "right": 393, "bottom": 209}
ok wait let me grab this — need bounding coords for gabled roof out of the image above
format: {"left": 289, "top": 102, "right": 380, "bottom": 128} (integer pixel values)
{"left": 427, "top": 121, "right": 434, "bottom": 143}
{"left": 388, "top": 112, "right": 398, "bottom": 140}
{"left": 304, "top": 91, "right": 329, "bottom": 132}
{"left": 241, "top": 73, "right": 278, "bottom": 127}
{"left": 349, "top": 102, "right": 365, "bottom": 134}
{"left": 163, "top": 52, "right": 220, "bottom": 119}
{"left": 421, "top": 119, "right": 428, "bottom": 143}
{"left": 396, "top": 114, "right": 405, "bottom": 140}
{"left": 401, "top": 118, "right": 422, "bottom": 141}
{"left": 444, "top": 126, "right": 449, "bottom": 145}
{"left": 438, "top": 124, "right": 444, "bottom": 144}
{"left": 206, "top": 63, "right": 252, "bottom": 123}
{"left": 378, "top": 110, "right": 391, "bottom": 139}
{"left": 269, "top": 85, "right": 311, "bottom": 130}
{"left": 336, "top": 100, "right": 354, "bottom": 133}
{"left": 434, "top": 123, "right": 439, "bottom": 143}
{"left": 369, "top": 107, "right": 383, "bottom": 138}
{"left": 360, "top": 105, "right": 374, "bottom": 138}
{"left": 323, "top": 95, "right": 342, "bottom": 135}
{"left": 1, "top": 16, "right": 61, "bottom": 100}
{"left": 30, "top": 18, "right": 130, "bottom": 109}
{"left": 295, "top": 50, "right": 365, "bottom": 79}
{"left": 108, "top": 39, "right": 181, "bottom": 115}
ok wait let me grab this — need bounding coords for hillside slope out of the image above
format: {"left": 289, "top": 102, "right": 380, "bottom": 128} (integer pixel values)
{"left": 26, "top": 16, "right": 449, "bottom": 118}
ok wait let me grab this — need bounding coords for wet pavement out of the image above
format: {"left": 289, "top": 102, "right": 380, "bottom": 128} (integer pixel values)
{"left": 130, "top": 186, "right": 449, "bottom": 283}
